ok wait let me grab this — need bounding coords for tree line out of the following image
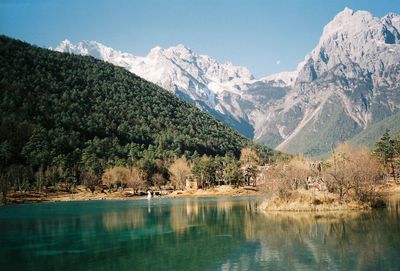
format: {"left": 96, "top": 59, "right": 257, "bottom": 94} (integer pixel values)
{"left": 89, "top": 147, "right": 261, "bottom": 194}
{"left": 0, "top": 36, "right": 279, "bottom": 203}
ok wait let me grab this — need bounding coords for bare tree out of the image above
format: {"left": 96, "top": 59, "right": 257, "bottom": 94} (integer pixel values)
{"left": 102, "top": 166, "right": 147, "bottom": 194}
{"left": 151, "top": 173, "right": 166, "bottom": 190}
{"left": 169, "top": 157, "right": 191, "bottom": 190}
{"left": 126, "top": 167, "right": 147, "bottom": 194}
{"left": 260, "top": 156, "right": 312, "bottom": 198}
{"left": 325, "top": 143, "right": 384, "bottom": 202}
{"left": 101, "top": 167, "right": 130, "bottom": 190}
{"left": 81, "top": 169, "right": 100, "bottom": 193}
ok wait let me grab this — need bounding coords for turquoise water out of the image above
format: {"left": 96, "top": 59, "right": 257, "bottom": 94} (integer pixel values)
{"left": 0, "top": 197, "right": 399, "bottom": 270}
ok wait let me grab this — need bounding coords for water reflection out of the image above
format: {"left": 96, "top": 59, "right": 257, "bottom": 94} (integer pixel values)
{"left": 220, "top": 210, "right": 400, "bottom": 271}
{"left": 102, "top": 208, "right": 145, "bottom": 231}
{"left": 0, "top": 198, "right": 399, "bottom": 271}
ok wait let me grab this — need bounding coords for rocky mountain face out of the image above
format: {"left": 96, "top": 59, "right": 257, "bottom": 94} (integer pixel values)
{"left": 254, "top": 8, "right": 400, "bottom": 155}
{"left": 55, "top": 8, "right": 400, "bottom": 156}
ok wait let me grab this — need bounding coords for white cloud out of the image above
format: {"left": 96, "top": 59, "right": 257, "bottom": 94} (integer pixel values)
{"left": 276, "top": 60, "right": 281, "bottom": 65}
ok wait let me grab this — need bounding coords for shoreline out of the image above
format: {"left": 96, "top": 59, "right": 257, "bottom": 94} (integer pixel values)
{"left": 3, "top": 184, "right": 399, "bottom": 208}
{"left": 2, "top": 185, "right": 262, "bottom": 206}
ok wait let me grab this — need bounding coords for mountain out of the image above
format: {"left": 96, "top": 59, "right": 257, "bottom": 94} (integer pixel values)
{"left": 53, "top": 40, "right": 297, "bottom": 144}
{"left": 54, "top": 40, "right": 255, "bottom": 138}
{"left": 54, "top": 8, "right": 400, "bottom": 156}
{"left": 254, "top": 8, "right": 400, "bottom": 156}
{"left": 0, "top": 36, "right": 275, "bottom": 176}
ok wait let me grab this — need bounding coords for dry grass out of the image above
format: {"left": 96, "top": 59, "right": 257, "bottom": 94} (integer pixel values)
{"left": 259, "top": 189, "right": 370, "bottom": 211}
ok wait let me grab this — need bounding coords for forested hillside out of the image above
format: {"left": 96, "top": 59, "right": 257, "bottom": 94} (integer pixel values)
{"left": 0, "top": 36, "right": 275, "bottom": 191}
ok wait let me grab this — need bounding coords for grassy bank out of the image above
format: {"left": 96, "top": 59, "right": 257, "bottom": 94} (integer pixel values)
{"left": 258, "top": 183, "right": 400, "bottom": 212}
{"left": 259, "top": 189, "right": 371, "bottom": 211}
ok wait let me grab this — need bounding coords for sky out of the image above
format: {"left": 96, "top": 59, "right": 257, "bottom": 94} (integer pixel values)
{"left": 1, "top": 0, "right": 399, "bottom": 78}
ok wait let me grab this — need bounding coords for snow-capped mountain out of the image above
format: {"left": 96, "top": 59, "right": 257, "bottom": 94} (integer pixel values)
{"left": 54, "top": 40, "right": 256, "bottom": 137}
{"left": 296, "top": 7, "right": 400, "bottom": 84}
{"left": 262, "top": 71, "right": 298, "bottom": 87}
{"left": 254, "top": 7, "right": 400, "bottom": 155}
{"left": 54, "top": 8, "right": 400, "bottom": 156}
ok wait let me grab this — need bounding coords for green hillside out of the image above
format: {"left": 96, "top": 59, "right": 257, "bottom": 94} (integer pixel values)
{"left": 0, "top": 36, "right": 274, "bottom": 179}
{"left": 281, "top": 98, "right": 362, "bottom": 157}
{"left": 276, "top": 94, "right": 400, "bottom": 157}
{"left": 350, "top": 112, "right": 400, "bottom": 148}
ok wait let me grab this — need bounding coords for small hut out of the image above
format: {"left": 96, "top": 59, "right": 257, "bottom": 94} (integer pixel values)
{"left": 185, "top": 174, "right": 198, "bottom": 190}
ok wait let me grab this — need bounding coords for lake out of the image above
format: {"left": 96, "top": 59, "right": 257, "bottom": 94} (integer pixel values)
{"left": 0, "top": 197, "right": 399, "bottom": 271}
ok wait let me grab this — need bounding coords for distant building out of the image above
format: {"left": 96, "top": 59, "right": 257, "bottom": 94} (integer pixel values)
{"left": 185, "top": 174, "right": 198, "bottom": 190}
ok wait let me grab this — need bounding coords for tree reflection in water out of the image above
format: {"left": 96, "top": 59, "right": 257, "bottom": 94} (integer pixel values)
{"left": 222, "top": 207, "right": 400, "bottom": 270}
{"left": 0, "top": 198, "right": 399, "bottom": 271}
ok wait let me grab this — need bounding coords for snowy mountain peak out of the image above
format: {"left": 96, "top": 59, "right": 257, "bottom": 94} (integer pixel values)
{"left": 54, "top": 39, "right": 78, "bottom": 53}
{"left": 262, "top": 71, "right": 298, "bottom": 87}
{"left": 57, "top": 39, "right": 73, "bottom": 49}
{"left": 318, "top": 8, "right": 400, "bottom": 48}
{"left": 263, "top": 8, "right": 400, "bottom": 155}
{"left": 54, "top": 39, "right": 123, "bottom": 61}
{"left": 147, "top": 44, "right": 194, "bottom": 60}
{"left": 164, "top": 44, "right": 195, "bottom": 61}
{"left": 319, "top": 8, "right": 375, "bottom": 45}
{"left": 147, "top": 45, "right": 163, "bottom": 56}
{"left": 171, "top": 43, "right": 192, "bottom": 53}
{"left": 334, "top": 7, "right": 354, "bottom": 18}
{"left": 342, "top": 6, "right": 353, "bottom": 14}
{"left": 296, "top": 9, "right": 400, "bottom": 83}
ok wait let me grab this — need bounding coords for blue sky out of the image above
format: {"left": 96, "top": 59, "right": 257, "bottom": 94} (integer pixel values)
{"left": 1, "top": 0, "right": 399, "bottom": 78}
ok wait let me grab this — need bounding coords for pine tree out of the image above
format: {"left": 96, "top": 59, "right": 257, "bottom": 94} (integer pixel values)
{"left": 374, "top": 129, "right": 398, "bottom": 179}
